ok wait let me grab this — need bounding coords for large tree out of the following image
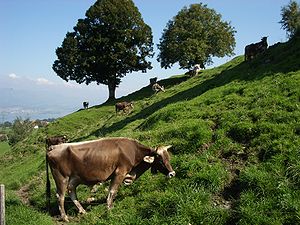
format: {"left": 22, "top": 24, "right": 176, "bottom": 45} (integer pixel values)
{"left": 279, "top": 0, "right": 300, "bottom": 39}
{"left": 53, "top": 0, "right": 153, "bottom": 101}
{"left": 157, "top": 3, "right": 236, "bottom": 70}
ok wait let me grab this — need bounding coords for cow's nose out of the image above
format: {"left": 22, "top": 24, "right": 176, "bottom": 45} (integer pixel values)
{"left": 168, "top": 171, "right": 176, "bottom": 178}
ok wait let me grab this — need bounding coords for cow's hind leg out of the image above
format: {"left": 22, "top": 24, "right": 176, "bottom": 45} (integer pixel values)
{"left": 107, "top": 174, "right": 126, "bottom": 209}
{"left": 68, "top": 178, "right": 86, "bottom": 214}
{"left": 51, "top": 169, "right": 69, "bottom": 222}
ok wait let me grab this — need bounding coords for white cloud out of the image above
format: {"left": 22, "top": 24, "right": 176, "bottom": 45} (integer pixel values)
{"left": 8, "top": 73, "right": 20, "bottom": 79}
{"left": 63, "top": 81, "right": 83, "bottom": 89}
{"left": 36, "top": 77, "right": 54, "bottom": 85}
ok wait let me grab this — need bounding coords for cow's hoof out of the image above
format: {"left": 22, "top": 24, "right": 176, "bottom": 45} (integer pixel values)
{"left": 86, "top": 197, "right": 96, "bottom": 203}
{"left": 62, "top": 215, "right": 69, "bottom": 222}
{"left": 79, "top": 209, "right": 87, "bottom": 214}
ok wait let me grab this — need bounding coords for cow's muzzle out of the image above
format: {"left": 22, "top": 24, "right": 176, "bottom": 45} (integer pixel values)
{"left": 168, "top": 171, "right": 176, "bottom": 178}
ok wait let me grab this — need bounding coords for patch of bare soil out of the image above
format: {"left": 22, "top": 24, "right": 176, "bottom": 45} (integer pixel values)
{"left": 16, "top": 184, "right": 30, "bottom": 205}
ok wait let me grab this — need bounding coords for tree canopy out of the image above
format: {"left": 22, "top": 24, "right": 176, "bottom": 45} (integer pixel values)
{"left": 157, "top": 3, "right": 236, "bottom": 70}
{"left": 53, "top": 0, "right": 154, "bottom": 101}
{"left": 280, "top": 0, "right": 300, "bottom": 39}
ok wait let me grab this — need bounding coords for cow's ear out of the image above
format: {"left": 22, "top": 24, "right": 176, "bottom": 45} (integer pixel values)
{"left": 143, "top": 156, "right": 155, "bottom": 163}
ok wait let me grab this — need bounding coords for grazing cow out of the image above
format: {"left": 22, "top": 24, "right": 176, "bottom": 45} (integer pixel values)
{"left": 186, "top": 63, "right": 205, "bottom": 77}
{"left": 245, "top": 37, "right": 268, "bottom": 61}
{"left": 83, "top": 101, "right": 89, "bottom": 109}
{"left": 46, "top": 137, "right": 175, "bottom": 221}
{"left": 152, "top": 83, "right": 165, "bottom": 93}
{"left": 115, "top": 101, "right": 134, "bottom": 114}
{"left": 149, "top": 77, "right": 157, "bottom": 85}
{"left": 45, "top": 135, "right": 68, "bottom": 148}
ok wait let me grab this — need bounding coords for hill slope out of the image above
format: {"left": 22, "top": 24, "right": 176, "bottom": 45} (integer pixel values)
{"left": 1, "top": 37, "right": 300, "bottom": 225}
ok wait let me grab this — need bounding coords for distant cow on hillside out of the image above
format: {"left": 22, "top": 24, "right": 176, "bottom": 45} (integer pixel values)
{"left": 245, "top": 37, "right": 268, "bottom": 61}
{"left": 149, "top": 77, "right": 157, "bottom": 85}
{"left": 152, "top": 83, "right": 165, "bottom": 93}
{"left": 186, "top": 63, "right": 205, "bottom": 77}
{"left": 83, "top": 101, "right": 89, "bottom": 109}
{"left": 115, "top": 101, "right": 134, "bottom": 114}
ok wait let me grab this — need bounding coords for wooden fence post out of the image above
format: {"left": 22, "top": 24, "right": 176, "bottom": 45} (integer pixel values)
{"left": 0, "top": 184, "right": 5, "bottom": 225}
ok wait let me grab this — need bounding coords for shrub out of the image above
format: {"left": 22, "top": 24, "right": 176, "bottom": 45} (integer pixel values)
{"left": 8, "top": 117, "right": 34, "bottom": 146}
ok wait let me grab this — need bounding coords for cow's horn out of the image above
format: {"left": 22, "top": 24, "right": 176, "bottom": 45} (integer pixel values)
{"left": 155, "top": 145, "right": 172, "bottom": 154}
{"left": 165, "top": 145, "right": 172, "bottom": 150}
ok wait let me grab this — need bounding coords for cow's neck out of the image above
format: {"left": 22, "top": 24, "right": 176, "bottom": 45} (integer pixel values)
{"left": 128, "top": 145, "right": 155, "bottom": 180}
{"left": 128, "top": 161, "right": 152, "bottom": 180}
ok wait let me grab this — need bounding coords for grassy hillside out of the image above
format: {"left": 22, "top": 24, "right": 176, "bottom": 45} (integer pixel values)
{"left": 1, "top": 37, "right": 299, "bottom": 225}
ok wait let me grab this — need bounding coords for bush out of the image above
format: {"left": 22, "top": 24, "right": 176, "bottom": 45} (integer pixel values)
{"left": 8, "top": 117, "right": 34, "bottom": 146}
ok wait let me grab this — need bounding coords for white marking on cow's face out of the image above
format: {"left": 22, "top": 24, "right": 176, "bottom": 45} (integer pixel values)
{"left": 168, "top": 171, "right": 176, "bottom": 178}
{"left": 143, "top": 156, "right": 155, "bottom": 163}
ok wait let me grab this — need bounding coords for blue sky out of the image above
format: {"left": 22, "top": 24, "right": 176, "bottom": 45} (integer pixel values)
{"left": 0, "top": 0, "right": 291, "bottom": 122}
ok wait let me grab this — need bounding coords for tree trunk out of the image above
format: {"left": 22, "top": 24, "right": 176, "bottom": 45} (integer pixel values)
{"left": 107, "top": 82, "right": 116, "bottom": 101}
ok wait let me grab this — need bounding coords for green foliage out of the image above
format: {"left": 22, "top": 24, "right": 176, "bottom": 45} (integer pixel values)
{"left": 8, "top": 117, "right": 34, "bottom": 146}
{"left": 53, "top": 0, "right": 153, "bottom": 100}
{"left": 0, "top": 141, "right": 10, "bottom": 156}
{"left": 157, "top": 3, "right": 236, "bottom": 69}
{"left": 1, "top": 38, "right": 300, "bottom": 224}
{"left": 239, "top": 161, "right": 300, "bottom": 224}
{"left": 280, "top": 0, "right": 300, "bottom": 39}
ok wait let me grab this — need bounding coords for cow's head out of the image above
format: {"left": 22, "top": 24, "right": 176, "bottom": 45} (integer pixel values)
{"left": 62, "top": 135, "right": 68, "bottom": 142}
{"left": 144, "top": 145, "right": 175, "bottom": 178}
{"left": 128, "top": 102, "right": 134, "bottom": 109}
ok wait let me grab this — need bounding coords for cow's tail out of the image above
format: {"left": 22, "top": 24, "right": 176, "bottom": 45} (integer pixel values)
{"left": 46, "top": 147, "right": 51, "bottom": 213}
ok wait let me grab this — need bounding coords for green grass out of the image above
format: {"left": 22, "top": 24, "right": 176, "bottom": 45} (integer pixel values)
{"left": 1, "top": 37, "right": 300, "bottom": 224}
{"left": 0, "top": 141, "right": 10, "bottom": 156}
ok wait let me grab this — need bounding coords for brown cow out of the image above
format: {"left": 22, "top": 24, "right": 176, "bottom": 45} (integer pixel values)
{"left": 46, "top": 137, "right": 175, "bottom": 222}
{"left": 115, "top": 101, "right": 134, "bottom": 114}
{"left": 149, "top": 77, "right": 157, "bottom": 85}
{"left": 245, "top": 37, "right": 268, "bottom": 61}
{"left": 152, "top": 83, "right": 165, "bottom": 93}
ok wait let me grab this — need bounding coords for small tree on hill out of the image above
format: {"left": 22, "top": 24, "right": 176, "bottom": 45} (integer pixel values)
{"left": 53, "top": 0, "right": 154, "bottom": 101}
{"left": 157, "top": 3, "right": 236, "bottom": 70}
{"left": 279, "top": 0, "right": 300, "bottom": 39}
{"left": 8, "top": 117, "right": 33, "bottom": 146}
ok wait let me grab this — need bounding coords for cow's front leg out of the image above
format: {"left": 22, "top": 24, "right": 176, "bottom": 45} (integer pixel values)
{"left": 107, "top": 174, "right": 126, "bottom": 209}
